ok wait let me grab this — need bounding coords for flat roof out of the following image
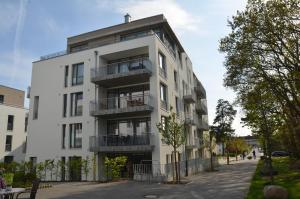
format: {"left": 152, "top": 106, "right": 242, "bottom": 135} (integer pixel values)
{"left": 0, "top": 84, "right": 25, "bottom": 93}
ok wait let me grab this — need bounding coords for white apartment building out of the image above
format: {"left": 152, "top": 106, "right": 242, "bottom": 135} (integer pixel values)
{"left": 0, "top": 85, "right": 28, "bottom": 163}
{"left": 26, "top": 14, "right": 208, "bottom": 181}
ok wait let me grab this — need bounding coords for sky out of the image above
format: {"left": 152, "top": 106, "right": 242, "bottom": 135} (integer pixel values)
{"left": 0, "top": 0, "right": 251, "bottom": 136}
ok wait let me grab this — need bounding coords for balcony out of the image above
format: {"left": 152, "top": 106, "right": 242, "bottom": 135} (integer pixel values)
{"left": 90, "top": 94, "right": 153, "bottom": 118}
{"left": 90, "top": 58, "right": 152, "bottom": 87}
{"left": 184, "top": 112, "right": 196, "bottom": 125}
{"left": 89, "top": 134, "right": 154, "bottom": 153}
{"left": 194, "top": 81, "right": 206, "bottom": 98}
{"left": 186, "top": 138, "right": 200, "bottom": 149}
{"left": 183, "top": 91, "right": 196, "bottom": 104}
{"left": 197, "top": 120, "right": 209, "bottom": 131}
{"left": 195, "top": 99, "right": 208, "bottom": 115}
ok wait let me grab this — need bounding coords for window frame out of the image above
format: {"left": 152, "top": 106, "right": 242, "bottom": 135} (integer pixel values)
{"left": 72, "top": 63, "right": 84, "bottom": 86}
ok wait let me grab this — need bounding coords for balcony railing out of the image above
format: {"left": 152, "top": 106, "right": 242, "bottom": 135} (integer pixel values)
{"left": 90, "top": 58, "right": 152, "bottom": 86}
{"left": 196, "top": 99, "right": 207, "bottom": 114}
{"left": 186, "top": 137, "right": 200, "bottom": 149}
{"left": 40, "top": 50, "right": 67, "bottom": 61}
{"left": 194, "top": 81, "right": 206, "bottom": 98}
{"left": 184, "top": 112, "right": 196, "bottom": 125}
{"left": 90, "top": 94, "right": 153, "bottom": 116}
{"left": 89, "top": 134, "right": 154, "bottom": 152}
{"left": 183, "top": 90, "right": 196, "bottom": 104}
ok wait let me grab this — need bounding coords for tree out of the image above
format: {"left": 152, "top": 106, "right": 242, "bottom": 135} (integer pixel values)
{"left": 206, "top": 126, "right": 217, "bottom": 171}
{"left": 213, "top": 99, "right": 237, "bottom": 164}
{"left": 240, "top": 85, "right": 282, "bottom": 183}
{"left": 157, "top": 107, "right": 185, "bottom": 183}
{"left": 227, "top": 137, "right": 249, "bottom": 161}
{"left": 82, "top": 156, "right": 90, "bottom": 181}
{"left": 219, "top": 0, "right": 300, "bottom": 158}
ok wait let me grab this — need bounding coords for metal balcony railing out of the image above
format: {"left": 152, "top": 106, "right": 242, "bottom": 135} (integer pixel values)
{"left": 91, "top": 58, "right": 152, "bottom": 80}
{"left": 90, "top": 134, "right": 151, "bottom": 147}
{"left": 184, "top": 112, "right": 197, "bottom": 125}
{"left": 194, "top": 81, "right": 206, "bottom": 98}
{"left": 196, "top": 99, "right": 207, "bottom": 114}
{"left": 183, "top": 90, "right": 196, "bottom": 103}
{"left": 90, "top": 94, "right": 153, "bottom": 115}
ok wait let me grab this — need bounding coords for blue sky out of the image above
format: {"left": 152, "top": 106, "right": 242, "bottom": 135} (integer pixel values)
{"left": 0, "top": 0, "right": 250, "bottom": 135}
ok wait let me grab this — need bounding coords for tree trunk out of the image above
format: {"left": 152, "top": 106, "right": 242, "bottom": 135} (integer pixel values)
{"left": 174, "top": 149, "right": 179, "bottom": 183}
{"left": 226, "top": 150, "right": 230, "bottom": 165}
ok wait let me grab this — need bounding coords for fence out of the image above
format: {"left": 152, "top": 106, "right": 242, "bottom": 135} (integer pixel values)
{"left": 133, "top": 157, "right": 219, "bottom": 183}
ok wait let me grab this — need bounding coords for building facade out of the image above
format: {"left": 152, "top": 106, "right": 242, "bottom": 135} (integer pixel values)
{"left": 0, "top": 85, "right": 28, "bottom": 163}
{"left": 26, "top": 14, "right": 208, "bottom": 181}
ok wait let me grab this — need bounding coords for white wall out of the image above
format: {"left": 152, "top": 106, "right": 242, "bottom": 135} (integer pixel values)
{"left": 0, "top": 104, "right": 28, "bottom": 162}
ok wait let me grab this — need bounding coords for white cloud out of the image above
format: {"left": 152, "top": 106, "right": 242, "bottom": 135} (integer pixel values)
{"left": 12, "top": 0, "right": 29, "bottom": 82}
{"left": 0, "top": 51, "right": 34, "bottom": 83}
{"left": 0, "top": 2, "right": 19, "bottom": 32}
{"left": 96, "top": 0, "right": 204, "bottom": 34}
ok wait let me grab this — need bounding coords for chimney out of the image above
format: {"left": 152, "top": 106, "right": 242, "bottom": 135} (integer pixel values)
{"left": 124, "top": 13, "right": 131, "bottom": 23}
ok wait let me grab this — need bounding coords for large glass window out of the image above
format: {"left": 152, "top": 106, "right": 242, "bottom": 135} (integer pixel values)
{"left": 7, "top": 115, "right": 14, "bottom": 131}
{"left": 160, "top": 83, "right": 167, "bottom": 110}
{"left": 63, "top": 94, "right": 67, "bottom": 117}
{"left": 107, "top": 85, "right": 149, "bottom": 109}
{"left": 64, "top": 65, "right": 69, "bottom": 87}
{"left": 33, "top": 96, "right": 39, "bottom": 120}
{"left": 69, "top": 123, "right": 82, "bottom": 148}
{"left": 5, "top": 135, "right": 12, "bottom": 151}
{"left": 70, "top": 92, "right": 83, "bottom": 116}
{"left": 62, "top": 124, "right": 66, "bottom": 149}
{"left": 107, "top": 118, "right": 150, "bottom": 136}
{"left": 158, "top": 52, "right": 167, "bottom": 78}
{"left": 72, "top": 63, "right": 84, "bottom": 85}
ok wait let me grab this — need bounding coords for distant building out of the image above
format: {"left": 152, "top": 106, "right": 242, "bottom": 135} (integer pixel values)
{"left": 0, "top": 85, "right": 28, "bottom": 163}
{"left": 241, "top": 135, "right": 259, "bottom": 148}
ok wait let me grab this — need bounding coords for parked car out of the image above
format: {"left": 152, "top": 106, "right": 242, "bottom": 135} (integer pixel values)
{"left": 271, "top": 151, "right": 289, "bottom": 157}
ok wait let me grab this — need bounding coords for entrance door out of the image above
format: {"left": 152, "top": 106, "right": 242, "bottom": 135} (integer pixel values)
{"left": 69, "top": 156, "right": 82, "bottom": 181}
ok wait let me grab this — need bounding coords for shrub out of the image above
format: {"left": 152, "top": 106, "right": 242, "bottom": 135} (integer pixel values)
{"left": 247, "top": 156, "right": 253, "bottom": 160}
{"left": 104, "top": 156, "right": 127, "bottom": 180}
{"left": 3, "top": 173, "right": 14, "bottom": 186}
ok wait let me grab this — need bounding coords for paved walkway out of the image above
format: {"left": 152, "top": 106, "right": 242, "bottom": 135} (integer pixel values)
{"left": 37, "top": 159, "right": 258, "bottom": 199}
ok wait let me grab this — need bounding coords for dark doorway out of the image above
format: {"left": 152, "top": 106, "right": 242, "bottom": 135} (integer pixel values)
{"left": 69, "top": 156, "right": 82, "bottom": 181}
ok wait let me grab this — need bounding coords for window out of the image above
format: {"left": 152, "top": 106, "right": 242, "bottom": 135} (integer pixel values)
{"left": 5, "top": 135, "right": 12, "bottom": 151}
{"left": 22, "top": 137, "right": 27, "bottom": 153}
{"left": 175, "top": 97, "right": 180, "bottom": 115}
{"left": 62, "top": 124, "right": 66, "bottom": 149}
{"left": 7, "top": 115, "right": 14, "bottom": 131}
{"left": 72, "top": 63, "right": 84, "bottom": 85}
{"left": 69, "top": 123, "right": 82, "bottom": 148}
{"left": 25, "top": 116, "right": 28, "bottom": 132}
{"left": 174, "top": 71, "right": 178, "bottom": 90}
{"left": 33, "top": 96, "right": 39, "bottom": 119}
{"left": 64, "top": 65, "right": 69, "bottom": 87}
{"left": 0, "top": 95, "right": 4, "bottom": 103}
{"left": 70, "top": 92, "right": 83, "bottom": 116}
{"left": 158, "top": 52, "right": 167, "bottom": 78}
{"left": 166, "top": 154, "right": 171, "bottom": 164}
{"left": 160, "top": 83, "right": 167, "bottom": 110}
{"left": 161, "top": 116, "right": 167, "bottom": 130}
{"left": 63, "top": 94, "right": 67, "bottom": 117}
{"left": 4, "top": 156, "right": 13, "bottom": 164}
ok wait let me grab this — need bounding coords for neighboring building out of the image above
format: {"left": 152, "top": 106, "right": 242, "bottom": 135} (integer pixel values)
{"left": 26, "top": 14, "right": 208, "bottom": 181}
{"left": 241, "top": 135, "right": 260, "bottom": 148}
{"left": 0, "top": 85, "right": 28, "bottom": 163}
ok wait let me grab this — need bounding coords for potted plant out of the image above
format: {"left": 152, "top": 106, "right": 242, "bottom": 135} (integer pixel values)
{"left": 3, "top": 173, "right": 14, "bottom": 190}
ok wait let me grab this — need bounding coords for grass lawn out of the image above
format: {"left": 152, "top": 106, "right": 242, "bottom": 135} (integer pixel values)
{"left": 246, "top": 157, "right": 300, "bottom": 199}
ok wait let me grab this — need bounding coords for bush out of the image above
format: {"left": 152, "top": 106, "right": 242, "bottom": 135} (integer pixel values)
{"left": 247, "top": 156, "right": 253, "bottom": 160}
{"left": 105, "top": 156, "right": 127, "bottom": 180}
{"left": 3, "top": 173, "right": 14, "bottom": 186}
{"left": 13, "top": 172, "right": 36, "bottom": 188}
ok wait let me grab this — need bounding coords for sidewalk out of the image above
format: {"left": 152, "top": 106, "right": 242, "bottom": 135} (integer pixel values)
{"left": 37, "top": 159, "right": 258, "bottom": 199}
